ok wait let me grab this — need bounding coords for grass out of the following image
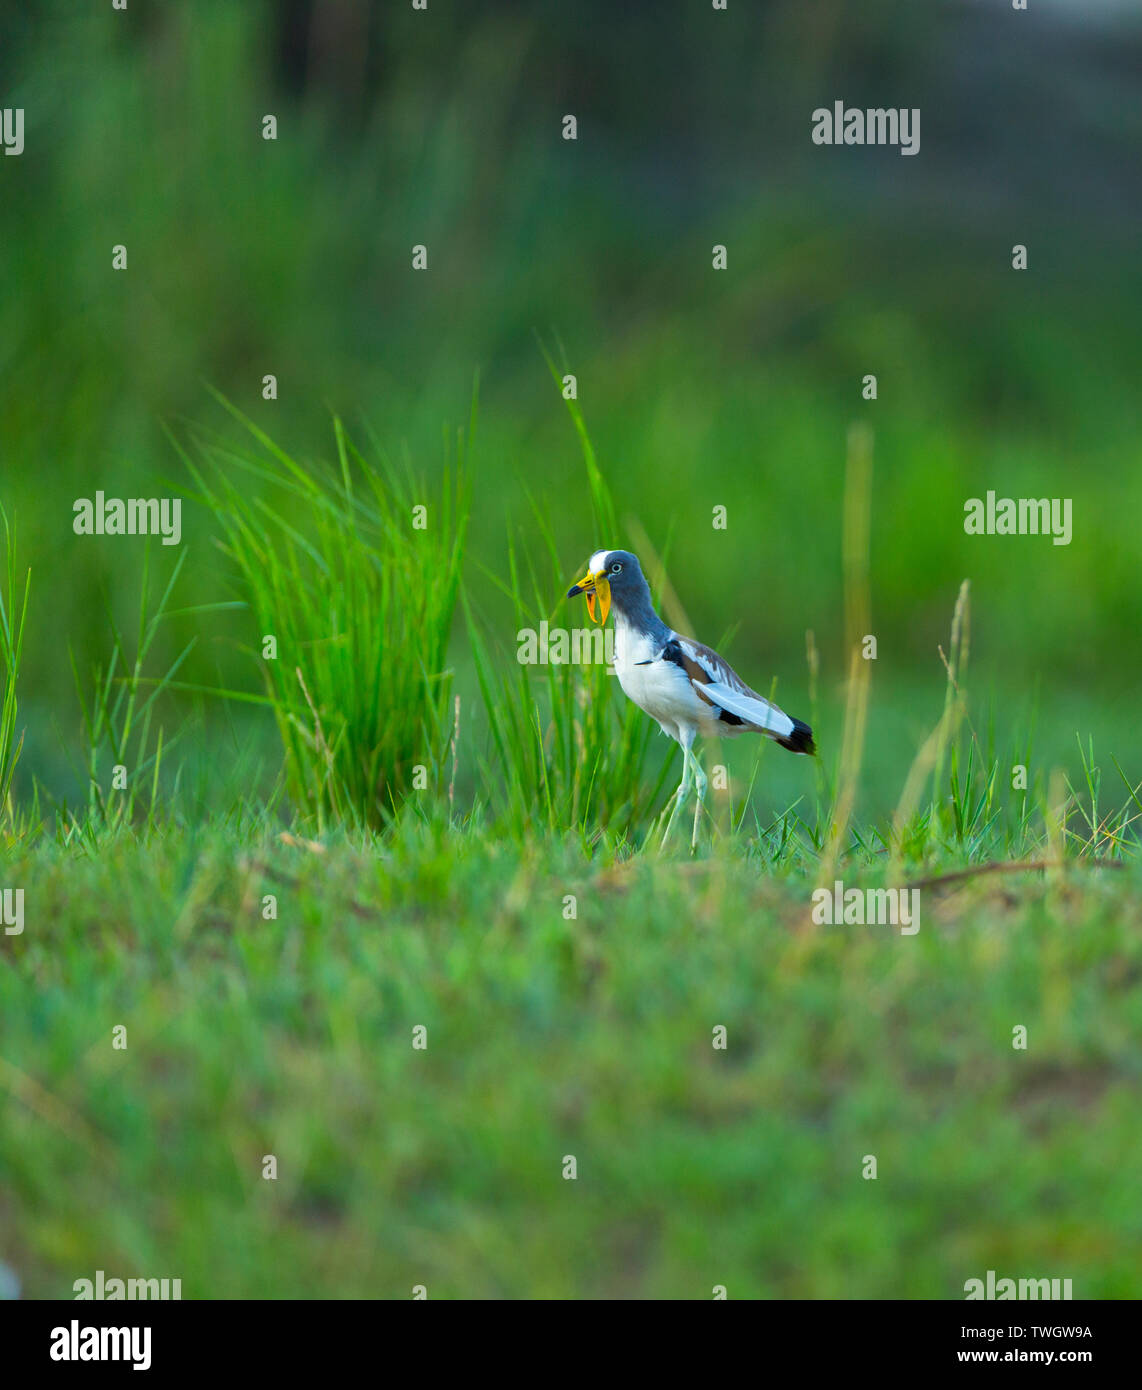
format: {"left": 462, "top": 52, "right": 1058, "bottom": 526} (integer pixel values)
{"left": 65, "top": 547, "right": 201, "bottom": 840}
{"left": 0, "top": 506, "right": 30, "bottom": 840}
{"left": 2, "top": 819, "right": 1140, "bottom": 1299}
{"left": 2, "top": 387, "right": 1140, "bottom": 1300}
{"left": 178, "top": 389, "right": 471, "bottom": 832}
{"left": 2, "top": 0, "right": 1140, "bottom": 1304}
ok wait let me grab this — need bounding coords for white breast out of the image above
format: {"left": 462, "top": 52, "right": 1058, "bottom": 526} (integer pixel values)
{"left": 612, "top": 617, "right": 711, "bottom": 741}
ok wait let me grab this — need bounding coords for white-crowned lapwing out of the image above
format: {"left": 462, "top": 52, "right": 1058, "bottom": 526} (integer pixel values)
{"left": 567, "top": 549, "right": 814, "bottom": 848}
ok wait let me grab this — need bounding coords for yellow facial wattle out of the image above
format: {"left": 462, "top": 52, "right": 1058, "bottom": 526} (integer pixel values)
{"left": 584, "top": 577, "right": 611, "bottom": 625}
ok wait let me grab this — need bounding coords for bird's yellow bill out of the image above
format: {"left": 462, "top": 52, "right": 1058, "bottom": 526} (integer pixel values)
{"left": 566, "top": 569, "right": 611, "bottom": 625}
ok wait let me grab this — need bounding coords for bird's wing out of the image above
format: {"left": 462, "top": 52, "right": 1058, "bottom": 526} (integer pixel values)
{"left": 668, "top": 635, "right": 795, "bottom": 738}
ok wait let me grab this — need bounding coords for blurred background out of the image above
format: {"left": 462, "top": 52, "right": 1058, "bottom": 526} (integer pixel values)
{"left": 2, "top": 0, "right": 1140, "bottom": 815}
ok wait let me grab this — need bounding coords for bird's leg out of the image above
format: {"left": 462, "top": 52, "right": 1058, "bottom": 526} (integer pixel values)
{"left": 690, "top": 756, "right": 708, "bottom": 852}
{"left": 661, "top": 739, "right": 697, "bottom": 845}
{"left": 659, "top": 738, "right": 694, "bottom": 851}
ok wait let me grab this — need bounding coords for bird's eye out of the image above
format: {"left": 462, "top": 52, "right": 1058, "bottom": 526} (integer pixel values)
{"left": 610, "top": 562, "right": 622, "bottom": 574}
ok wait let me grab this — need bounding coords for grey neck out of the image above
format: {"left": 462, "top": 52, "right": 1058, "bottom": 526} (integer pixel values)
{"left": 612, "top": 576, "right": 671, "bottom": 643}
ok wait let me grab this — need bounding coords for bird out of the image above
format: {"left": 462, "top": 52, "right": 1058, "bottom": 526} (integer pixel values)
{"left": 567, "top": 549, "right": 815, "bottom": 849}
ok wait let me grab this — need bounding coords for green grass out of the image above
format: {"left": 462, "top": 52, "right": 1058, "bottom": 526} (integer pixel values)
{"left": 0, "top": 506, "right": 30, "bottom": 839}
{"left": 179, "top": 389, "right": 471, "bottom": 832}
{"left": 3, "top": 0, "right": 1142, "bottom": 1304}
{"left": 65, "top": 547, "right": 203, "bottom": 840}
{"left": 2, "top": 820, "right": 1140, "bottom": 1299}
{"left": 2, "top": 376, "right": 1140, "bottom": 1300}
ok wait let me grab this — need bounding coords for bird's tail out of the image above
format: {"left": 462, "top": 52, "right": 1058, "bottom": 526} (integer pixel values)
{"left": 775, "top": 717, "right": 815, "bottom": 755}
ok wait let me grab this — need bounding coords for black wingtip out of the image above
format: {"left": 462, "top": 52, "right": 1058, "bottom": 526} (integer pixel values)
{"left": 777, "top": 717, "right": 816, "bottom": 755}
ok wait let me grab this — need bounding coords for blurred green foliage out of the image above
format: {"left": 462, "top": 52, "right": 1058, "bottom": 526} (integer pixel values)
{"left": 1, "top": 1, "right": 1139, "bottom": 803}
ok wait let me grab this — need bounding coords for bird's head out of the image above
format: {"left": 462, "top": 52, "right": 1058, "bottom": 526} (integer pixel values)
{"left": 566, "top": 549, "right": 643, "bottom": 625}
